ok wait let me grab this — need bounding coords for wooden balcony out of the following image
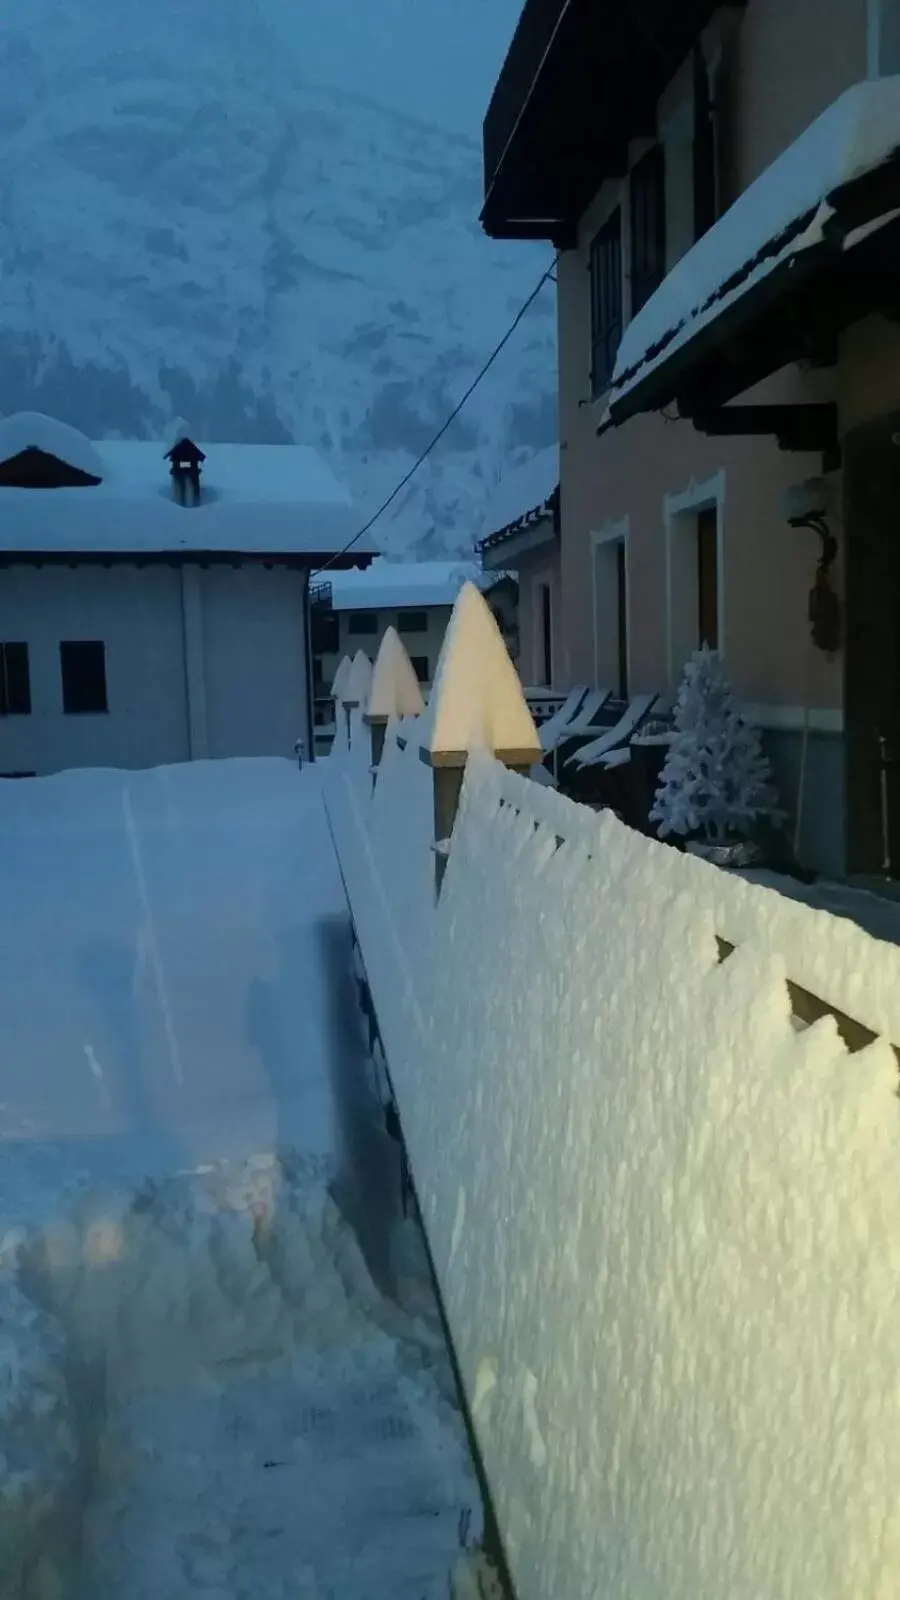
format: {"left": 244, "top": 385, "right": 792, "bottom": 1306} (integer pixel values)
{"left": 481, "top": 0, "right": 737, "bottom": 243}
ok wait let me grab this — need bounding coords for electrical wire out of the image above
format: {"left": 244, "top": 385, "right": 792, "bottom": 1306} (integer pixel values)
{"left": 312, "top": 253, "right": 559, "bottom": 578}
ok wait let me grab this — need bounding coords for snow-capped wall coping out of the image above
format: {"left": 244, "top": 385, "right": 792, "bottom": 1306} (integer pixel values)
{"left": 419, "top": 583, "right": 540, "bottom": 766}
{"left": 0, "top": 415, "right": 373, "bottom": 559}
{"left": 342, "top": 650, "right": 373, "bottom": 711}
{"left": 328, "top": 559, "right": 494, "bottom": 612}
{"left": 612, "top": 75, "right": 900, "bottom": 402}
{"left": 367, "top": 628, "right": 425, "bottom": 723}
{"left": 330, "top": 656, "right": 353, "bottom": 702}
{"left": 0, "top": 411, "right": 105, "bottom": 480}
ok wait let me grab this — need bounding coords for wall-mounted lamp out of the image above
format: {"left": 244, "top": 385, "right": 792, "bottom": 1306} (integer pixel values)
{"left": 783, "top": 480, "right": 840, "bottom": 657}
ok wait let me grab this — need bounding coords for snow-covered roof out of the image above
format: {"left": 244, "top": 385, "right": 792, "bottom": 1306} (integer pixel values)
{"left": 0, "top": 413, "right": 374, "bottom": 560}
{"left": 326, "top": 558, "right": 495, "bottom": 611}
{"left": 611, "top": 77, "right": 900, "bottom": 408}
{"left": 477, "top": 446, "right": 558, "bottom": 544}
{"left": 0, "top": 411, "right": 106, "bottom": 480}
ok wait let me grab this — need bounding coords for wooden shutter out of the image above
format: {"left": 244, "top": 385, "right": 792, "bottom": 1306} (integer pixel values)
{"left": 589, "top": 209, "right": 623, "bottom": 395}
{"left": 630, "top": 145, "right": 666, "bottom": 314}
{"left": 693, "top": 43, "right": 716, "bottom": 243}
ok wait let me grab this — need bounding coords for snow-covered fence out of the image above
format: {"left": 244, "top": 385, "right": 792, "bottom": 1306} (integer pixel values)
{"left": 324, "top": 587, "right": 900, "bottom": 1600}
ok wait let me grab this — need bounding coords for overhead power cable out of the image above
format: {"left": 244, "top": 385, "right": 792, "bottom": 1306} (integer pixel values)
{"left": 312, "top": 252, "right": 559, "bottom": 578}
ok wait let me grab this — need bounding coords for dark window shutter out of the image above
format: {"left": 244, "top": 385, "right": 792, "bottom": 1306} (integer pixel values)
{"left": 60, "top": 640, "right": 108, "bottom": 714}
{"left": 630, "top": 145, "right": 666, "bottom": 314}
{"left": 693, "top": 43, "right": 716, "bottom": 243}
{"left": 589, "top": 209, "right": 623, "bottom": 395}
{"left": 0, "top": 643, "right": 31, "bottom": 716}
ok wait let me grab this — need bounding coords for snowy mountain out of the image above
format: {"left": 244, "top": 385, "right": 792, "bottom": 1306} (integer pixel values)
{"left": 0, "top": 0, "right": 556, "bottom": 558}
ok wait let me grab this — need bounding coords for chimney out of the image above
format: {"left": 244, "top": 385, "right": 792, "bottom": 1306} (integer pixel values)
{"left": 165, "top": 434, "right": 206, "bottom": 506}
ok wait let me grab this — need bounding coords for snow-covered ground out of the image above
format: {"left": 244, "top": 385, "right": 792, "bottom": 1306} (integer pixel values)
{"left": 0, "top": 759, "right": 485, "bottom": 1598}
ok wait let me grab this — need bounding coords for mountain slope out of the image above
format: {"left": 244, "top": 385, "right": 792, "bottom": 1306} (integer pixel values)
{"left": 0, "top": 1, "right": 556, "bottom": 556}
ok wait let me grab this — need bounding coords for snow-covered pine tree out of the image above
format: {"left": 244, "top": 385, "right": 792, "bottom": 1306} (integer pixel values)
{"left": 650, "top": 646, "right": 779, "bottom": 841}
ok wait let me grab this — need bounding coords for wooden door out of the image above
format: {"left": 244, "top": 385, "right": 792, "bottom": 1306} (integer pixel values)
{"left": 843, "top": 410, "right": 900, "bottom": 876}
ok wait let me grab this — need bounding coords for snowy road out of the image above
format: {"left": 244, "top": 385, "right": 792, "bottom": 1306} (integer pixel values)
{"left": 0, "top": 760, "right": 482, "bottom": 1598}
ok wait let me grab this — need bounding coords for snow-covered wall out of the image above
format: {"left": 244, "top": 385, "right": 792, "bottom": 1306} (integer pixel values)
{"left": 325, "top": 665, "right": 900, "bottom": 1600}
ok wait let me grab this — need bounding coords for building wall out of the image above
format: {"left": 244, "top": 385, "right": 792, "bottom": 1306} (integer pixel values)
{"left": 317, "top": 586, "right": 520, "bottom": 701}
{"left": 200, "top": 565, "right": 308, "bottom": 760}
{"left": 0, "top": 564, "right": 190, "bottom": 775}
{"left": 0, "top": 561, "right": 309, "bottom": 776}
{"left": 317, "top": 604, "right": 454, "bottom": 702}
{"left": 515, "top": 548, "right": 561, "bottom": 687}
{"left": 553, "top": 0, "right": 871, "bottom": 871}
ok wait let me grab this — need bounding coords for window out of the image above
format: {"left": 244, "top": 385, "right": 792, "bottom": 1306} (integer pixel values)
{"left": 629, "top": 146, "right": 666, "bottom": 315}
{"left": 397, "top": 610, "right": 428, "bottom": 635}
{"left": 347, "top": 611, "right": 378, "bottom": 636}
{"left": 589, "top": 209, "right": 622, "bottom": 396}
{"left": 697, "top": 506, "right": 719, "bottom": 649}
{"left": 310, "top": 608, "right": 339, "bottom": 655}
{"left": 0, "top": 642, "right": 31, "bottom": 716}
{"left": 410, "top": 656, "right": 429, "bottom": 683}
{"left": 665, "top": 478, "right": 723, "bottom": 686}
{"left": 592, "top": 528, "right": 629, "bottom": 699}
{"left": 60, "top": 641, "right": 108, "bottom": 714}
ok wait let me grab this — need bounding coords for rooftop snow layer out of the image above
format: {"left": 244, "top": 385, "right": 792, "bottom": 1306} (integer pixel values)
{"left": 0, "top": 411, "right": 106, "bottom": 480}
{"left": 478, "top": 446, "right": 558, "bottom": 540}
{"left": 0, "top": 416, "right": 372, "bottom": 559}
{"left": 327, "top": 558, "right": 492, "bottom": 611}
{"left": 611, "top": 75, "right": 900, "bottom": 402}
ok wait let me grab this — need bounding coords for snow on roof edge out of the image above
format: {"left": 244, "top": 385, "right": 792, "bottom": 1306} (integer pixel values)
{"left": 611, "top": 76, "right": 900, "bottom": 401}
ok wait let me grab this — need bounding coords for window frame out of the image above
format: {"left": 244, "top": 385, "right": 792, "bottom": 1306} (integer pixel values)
{"left": 409, "top": 655, "right": 430, "bottom": 684}
{"left": 629, "top": 145, "right": 666, "bottom": 316}
{"left": 664, "top": 472, "right": 726, "bottom": 688}
{"left": 589, "top": 208, "right": 623, "bottom": 397}
{"left": 60, "top": 640, "right": 109, "bottom": 715}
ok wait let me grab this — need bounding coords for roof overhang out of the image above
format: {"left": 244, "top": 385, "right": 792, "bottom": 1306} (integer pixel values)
{"left": 605, "top": 90, "right": 900, "bottom": 426}
{"left": 481, "top": 0, "right": 736, "bottom": 243}
{"left": 0, "top": 549, "right": 375, "bottom": 570}
{"left": 479, "top": 511, "right": 558, "bottom": 570}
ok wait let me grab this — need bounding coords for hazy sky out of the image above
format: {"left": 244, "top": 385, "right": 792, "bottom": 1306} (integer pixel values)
{"left": 274, "top": 0, "right": 521, "bottom": 137}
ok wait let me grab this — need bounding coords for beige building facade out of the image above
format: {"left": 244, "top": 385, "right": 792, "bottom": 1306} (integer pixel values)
{"left": 483, "top": 0, "right": 900, "bottom": 877}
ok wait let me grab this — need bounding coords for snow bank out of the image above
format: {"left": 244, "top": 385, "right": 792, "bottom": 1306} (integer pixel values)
{"left": 326, "top": 694, "right": 900, "bottom": 1600}
{"left": 612, "top": 75, "right": 900, "bottom": 400}
{"left": 0, "top": 1151, "right": 479, "bottom": 1599}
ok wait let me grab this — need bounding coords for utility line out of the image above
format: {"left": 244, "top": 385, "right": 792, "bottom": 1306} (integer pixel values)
{"left": 312, "top": 252, "right": 559, "bottom": 578}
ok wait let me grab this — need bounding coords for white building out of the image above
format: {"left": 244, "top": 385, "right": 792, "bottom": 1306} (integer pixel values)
{"left": 0, "top": 413, "right": 374, "bottom": 777}
{"left": 310, "top": 559, "right": 518, "bottom": 740}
